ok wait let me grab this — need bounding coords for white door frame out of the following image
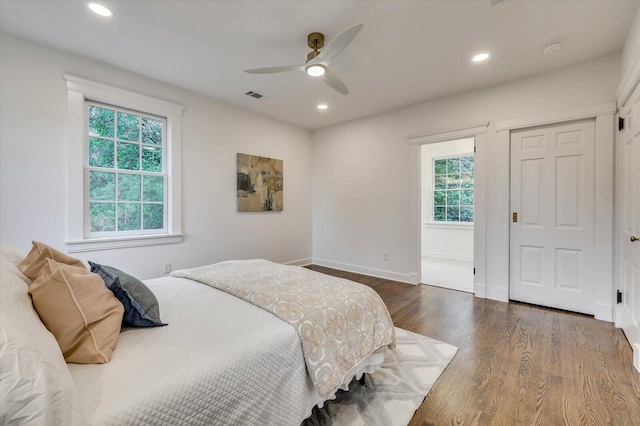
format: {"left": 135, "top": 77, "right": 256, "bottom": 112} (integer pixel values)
{"left": 497, "top": 102, "right": 616, "bottom": 322}
{"left": 409, "top": 122, "right": 489, "bottom": 297}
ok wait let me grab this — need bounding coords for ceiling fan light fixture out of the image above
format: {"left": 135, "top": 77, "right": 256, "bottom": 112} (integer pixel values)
{"left": 88, "top": 3, "right": 112, "bottom": 17}
{"left": 472, "top": 52, "right": 490, "bottom": 62}
{"left": 306, "top": 64, "right": 326, "bottom": 77}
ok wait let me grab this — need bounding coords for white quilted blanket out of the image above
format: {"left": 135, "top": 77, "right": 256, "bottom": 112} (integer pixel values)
{"left": 69, "top": 275, "right": 320, "bottom": 426}
{"left": 172, "top": 260, "right": 396, "bottom": 398}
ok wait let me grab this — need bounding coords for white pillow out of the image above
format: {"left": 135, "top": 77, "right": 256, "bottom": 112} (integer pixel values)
{"left": 0, "top": 245, "right": 30, "bottom": 286}
{"left": 0, "top": 253, "right": 84, "bottom": 425}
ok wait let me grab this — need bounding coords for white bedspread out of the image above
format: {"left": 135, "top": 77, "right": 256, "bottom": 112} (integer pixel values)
{"left": 68, "top": 275, "right": 321, "bottom": 426}
{"left": 172, "top": 260, "right": 395, "bottom": 398}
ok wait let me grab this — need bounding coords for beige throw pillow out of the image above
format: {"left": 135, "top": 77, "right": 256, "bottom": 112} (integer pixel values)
{"left": 29, "top": 259, "right": 124, "bottom": 364}
{"left": 18, "top": 241, "right": 86, "bottom": 281}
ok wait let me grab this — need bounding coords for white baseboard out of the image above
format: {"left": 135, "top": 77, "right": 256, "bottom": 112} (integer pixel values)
{"left": 634, "top": 343, "right": 640, "bottom": 373}
{"left": 284, "top": 258, "right": 312, "bottom": 267}
{"left": 421, "top": 251, "right": 473, "bottom": 263}
{"left": 312, "top": 258, "right": 415, "bottom": 284}
{"left": 594, "top": 302, "right": 613, "bottom": 322}
{"left": 474, "top": 282, "right": 486, "bottom": 298}
{"left": 486, "top": 285, "right": 509, "bottom": 303}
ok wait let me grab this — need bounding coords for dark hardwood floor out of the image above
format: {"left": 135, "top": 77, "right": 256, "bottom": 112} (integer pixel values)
{"left": 306, "top": 265, "right": 640, "bottom": 426}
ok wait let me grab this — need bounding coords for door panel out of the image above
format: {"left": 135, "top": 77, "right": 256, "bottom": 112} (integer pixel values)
{"left": 555, "top": 156, "right": 582, "bottom": 228}
{"left": 510, "top": 120, "right": 595, "bottom": 314}
{"left": 521, "top": 160, "right": 542, "bottom": 226}
{"left": 619, "top": 82, "right": 640, "bottom": 371}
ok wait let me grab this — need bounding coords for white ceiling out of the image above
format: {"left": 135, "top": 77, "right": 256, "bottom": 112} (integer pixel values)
{"left": 1, "top": 0, "right": 637, "bottom": 130}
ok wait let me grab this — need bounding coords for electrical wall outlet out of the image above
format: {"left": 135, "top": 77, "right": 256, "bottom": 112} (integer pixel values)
{"left": 383, "top": 252, "right": 388, "bottom": 261}
{"left": 163, "top": 263, "right": 171, "bottom": 274}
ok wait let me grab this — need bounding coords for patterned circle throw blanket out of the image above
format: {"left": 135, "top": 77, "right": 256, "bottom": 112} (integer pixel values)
{"left": 172, "top": 259, "right": 396, "bottom": 398}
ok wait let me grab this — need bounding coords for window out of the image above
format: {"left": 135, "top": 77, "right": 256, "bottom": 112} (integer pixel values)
{"left": 433, "top": 155, "right": 474, "bottom": 223}
{"left": 86, "top": 103, "right": 166, "bottom": 236}
{"left": 64, "top": 75, "right": 183, "bottom": 252}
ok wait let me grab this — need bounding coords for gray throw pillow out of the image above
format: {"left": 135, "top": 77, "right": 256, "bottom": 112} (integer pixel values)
{"left": 89, "top": 261, "right": 166, "bottom": 328}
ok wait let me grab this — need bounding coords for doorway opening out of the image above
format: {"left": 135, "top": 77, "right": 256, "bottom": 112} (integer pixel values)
{"left": 420, "top": 138, "right": 474, "bottom": 292}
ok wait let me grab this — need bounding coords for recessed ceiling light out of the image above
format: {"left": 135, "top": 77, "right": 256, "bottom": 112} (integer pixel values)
{"left": 472, "top": 53, "right": 490, "bottom": 62}
{"left": 88, "top": 3, "right": 112, "bottom": 17}
{"left": 317, "top": 104, "right": 328, "bottom": 110}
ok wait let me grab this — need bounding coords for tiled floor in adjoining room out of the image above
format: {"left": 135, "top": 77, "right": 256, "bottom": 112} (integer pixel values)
{"left": 421, "top": 256, "right": 473, "bottom": 293}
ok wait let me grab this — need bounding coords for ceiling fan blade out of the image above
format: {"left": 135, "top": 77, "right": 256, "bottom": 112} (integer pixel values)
{"left": 244, "top": 65, "right": 304, "bottom": 74}
{"left": 310, "top": 23, "right": 363, "bottom": 65}
{"left": 321, "top": 68, "right": 349, "bottom": 95}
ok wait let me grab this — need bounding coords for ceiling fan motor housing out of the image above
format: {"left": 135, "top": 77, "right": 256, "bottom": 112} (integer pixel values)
{"left": 307, "top": 32, "right": 324, "bottom": 62}
{"left": 307, "top": 32, "right": 325, "bottom": 49}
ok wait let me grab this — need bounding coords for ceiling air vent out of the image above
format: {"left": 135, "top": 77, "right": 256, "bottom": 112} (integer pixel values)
{"left": 245, "top": 91, "right": 263, "bottom": 99}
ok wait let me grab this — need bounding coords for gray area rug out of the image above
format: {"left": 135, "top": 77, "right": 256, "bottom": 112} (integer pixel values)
{"left": 302, "top": 327, "right": 458, "bottom": 426}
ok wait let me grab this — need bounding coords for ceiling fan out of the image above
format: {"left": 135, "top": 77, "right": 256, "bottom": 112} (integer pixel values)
{"left": 244, "top": 23, "right": 363, "bottom": 95}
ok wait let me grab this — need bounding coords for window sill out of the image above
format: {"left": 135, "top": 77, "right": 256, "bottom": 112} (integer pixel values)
{"left": 65, "top": 234, "right": 183, "bottom": 253}
{"left": 424, "top": 222, "right": 474, "bottom": 230}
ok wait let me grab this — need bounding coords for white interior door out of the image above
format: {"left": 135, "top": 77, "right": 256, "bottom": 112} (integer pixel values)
{"left": 618, "top": 84, "right": 640, "bottom": 371}
{"left": 510, "top": 120, "right": 596, "bottom": 314}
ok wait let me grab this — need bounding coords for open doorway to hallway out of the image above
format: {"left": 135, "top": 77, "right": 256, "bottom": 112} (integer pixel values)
{"left": 420, "top": 138, "right": 474, "bottom": 293}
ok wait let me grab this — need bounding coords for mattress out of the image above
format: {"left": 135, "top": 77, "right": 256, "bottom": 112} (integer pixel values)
{"left": 68, "top": 275, "right": 382, "bottom": 426}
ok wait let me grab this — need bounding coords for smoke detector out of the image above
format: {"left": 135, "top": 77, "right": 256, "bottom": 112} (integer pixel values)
{"left": 543, "top": 41, "right": 561, "bottom": 55}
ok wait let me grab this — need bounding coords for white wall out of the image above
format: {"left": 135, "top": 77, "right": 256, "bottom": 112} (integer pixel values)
{"left": 621, "top": 5, "right": 640, "bottom": 85}
{"left": 312, "top": 53, "right": 620, "bottom": 294}
{"left": 420, "top": 139, "right": 474, "bottom": 262}
{"left": 0, "top": 34, "right": 313, "bottom": 279}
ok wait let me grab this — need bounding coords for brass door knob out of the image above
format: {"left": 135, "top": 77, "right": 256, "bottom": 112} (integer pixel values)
{"left": 632, "top": 235, "right": 639, "bottom": 242}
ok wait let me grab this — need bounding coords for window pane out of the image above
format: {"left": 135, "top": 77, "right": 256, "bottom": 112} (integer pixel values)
{"left": 433, "top": 190, "right": 446, "bottom": 206}
{"left": 434, "top": 159, "right": 447, "bottom": 175}
{"left": 118, "top": 174, "right": 140, "bottom": 201}
{"left": 142, "top": 118, "right": 163, "bottom": 145}
{"left": 460, "top": 189, "right": 474, "bottom": 205}
{"left": 143, "top": 176, "right": 164, "bottom": 202}
{"left": 141, "top": 146, "right": 162, "bottom": 172}
{"left": 88, "top": 106, "right": 114, "bottom": 138}
{"left": 447, "top": 173, "right": 460, "bottom": 189}
{"left": 446, "top": 157, "right": 460, "bottom": 173}
{"left": 89, "top": 138, "right": 114, "bottom": 168}
{"left": 461, "top": 172, "right": 474, "bottom": 189}
{"left": 118, "top": 203, "right": 141, "bottom": 231}
{"left": 89, "top": 171, "right": 115, "bottom": 201}
{"left": 90, "top": 203, "right": 115, "bottom": 232}
{"left": 117, "top": 142, "right": 140, "bottom": 170}
{"left": 446, "top": 190, "right": 460, "bottom": 206}
{"left": 446, "top": 206, "right": 460, "bottom": 222}
{"left": 143, "top": 204, "right": 164, "bottom": 230}
{"left": 434, "top": 175, "right": 447, "bottom": 190}
{"left": 461, "top": 156, "right": 474, "bottom": 173}
{"left": 434, "top": 206, "right": 446, "bottom": 222}
{"left": 460, "top": 206, "right": 474, "bottom": 222}
{"left": 117, "top": 112, "right": 140, "bottom": 141}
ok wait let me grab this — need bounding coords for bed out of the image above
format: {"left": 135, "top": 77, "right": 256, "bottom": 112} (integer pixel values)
{"left": 0, "top": 246, "right": 395, "bottom": 426}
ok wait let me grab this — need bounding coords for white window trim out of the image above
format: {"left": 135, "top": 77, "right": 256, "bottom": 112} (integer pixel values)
{"left": 64, "top": 75, "right": 184, "bottom": 253}
{"left": 424, "top": 223, "right": 474, "bottom": 230}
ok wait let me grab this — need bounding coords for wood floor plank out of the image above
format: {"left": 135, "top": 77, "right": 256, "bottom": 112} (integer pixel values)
{"left": 306, "top": 265, "right": 640, "bottom": 425}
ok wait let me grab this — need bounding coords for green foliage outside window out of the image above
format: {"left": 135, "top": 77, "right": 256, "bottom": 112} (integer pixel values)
{"left": 88, "top": 104, "right": 165, "bottom": 233}
{"left": 433, "top": 155, "right": 474, "bottom": 223}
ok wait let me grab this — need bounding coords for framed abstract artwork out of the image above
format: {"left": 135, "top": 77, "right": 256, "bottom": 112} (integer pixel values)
{"left": 236, "top": 153, "right": 283, "bottom": 212}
